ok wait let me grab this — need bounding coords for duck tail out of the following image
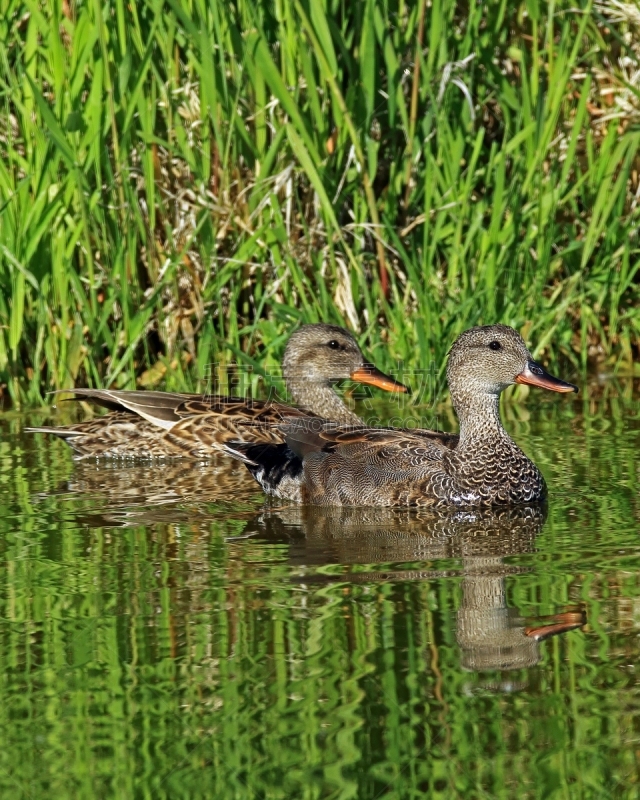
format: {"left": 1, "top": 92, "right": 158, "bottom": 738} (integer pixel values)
{"left": 223, "top": 441, "right": 304, "bottom": 501}
{"left": 24, "top": 425, "right": 84, "bottom": 440}
{"left": 24, "top": 425, "right": 92, "bottom": 457}
{"left": 222, "top": 440, "right": 262, "bottom": 465}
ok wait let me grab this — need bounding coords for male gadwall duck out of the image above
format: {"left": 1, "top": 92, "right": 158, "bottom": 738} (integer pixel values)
{"left": 224, "top": 325, "right": 578, "bottom": 507}
{"left": 27, "top": 324, "right": 407, "bottom": 459}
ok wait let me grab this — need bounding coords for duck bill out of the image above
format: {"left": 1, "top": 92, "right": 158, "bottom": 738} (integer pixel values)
{"left": 525, "top": 610, "right": 586, "bottom": 641}
{"left": 515, "top": 361, "right": 578, "bottom": 393}
{"left": 350, "top": 363, "right": 409, "bottom": 393}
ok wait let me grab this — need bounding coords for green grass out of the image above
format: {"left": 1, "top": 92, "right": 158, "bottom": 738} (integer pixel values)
{"left": 0, "top": 0, "right": 639, "bottom": 406}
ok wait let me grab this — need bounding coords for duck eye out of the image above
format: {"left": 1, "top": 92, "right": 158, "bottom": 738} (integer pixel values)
{"left": 327, "top": 340, "right": 342, "bottom": 350}
{"left": 489, "top": 341, "right": 501, "bottom": 351}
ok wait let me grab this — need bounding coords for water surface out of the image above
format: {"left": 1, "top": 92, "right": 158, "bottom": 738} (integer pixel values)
{"left": 1, "top": 384, "right": 639, "bottom": 799}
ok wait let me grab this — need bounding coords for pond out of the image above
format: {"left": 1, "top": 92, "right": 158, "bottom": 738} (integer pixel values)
{"left": 0, "top": 383, "right": 639, "bottom": 799}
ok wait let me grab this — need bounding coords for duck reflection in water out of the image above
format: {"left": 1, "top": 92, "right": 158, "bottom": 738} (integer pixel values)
{"left": 54, "top": 463, "right": 585, "bottom": 677}
{"left": 62, "top": 456, "right": 259, "bottom": 513}
{"left": 241, "top": 503, "right": 586, "bottom": 674}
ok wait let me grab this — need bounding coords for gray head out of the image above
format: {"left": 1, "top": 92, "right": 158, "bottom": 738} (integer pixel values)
{"left": 446, "top": 324, "right": 578, "bottom": 401}
{"left": 282, "top": 323, "right": 408, "bottom": 392}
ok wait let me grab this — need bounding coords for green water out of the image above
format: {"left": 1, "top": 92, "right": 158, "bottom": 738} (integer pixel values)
{"left": 1, "top": 385, "right": 639, "bottom": 799}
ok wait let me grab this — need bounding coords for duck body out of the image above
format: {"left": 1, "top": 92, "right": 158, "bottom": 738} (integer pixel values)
{"left": 233, "top": 421, "right": 545, "bottom": 508}
{"left": 226, "top": 325, "right": 577, "bottom": 508}
{"left": 32, "top": 394, "right": 317, "bottom": 460}
{"left": 27, "top": 324, "right": 408, "bottom": 459}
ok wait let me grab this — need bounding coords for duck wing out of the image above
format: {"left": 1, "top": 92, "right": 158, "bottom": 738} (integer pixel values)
{"left": 29, "top": 391, "right": 320, "bottom": 459}
{"left": 296, "top": 425, "right": 451, "bottom": 506}
{"left": 166, "top": 397, "right": 321, "bottom": 450}
{"left": 222, "top": 419, "right": 453, "bottom": 506}
{"left": 281, "top": 419, "right": 453, "bottom": 461}
{"left": 49, "top": 388, "right": 202, "bottom": 428}
{"left": 52, "top": 389, "right": 317, "bottom": 430}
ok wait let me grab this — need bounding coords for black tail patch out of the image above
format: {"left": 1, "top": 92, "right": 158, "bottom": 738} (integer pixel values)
{"left": 224, "top": 442, "right": 303, "bottom": 495}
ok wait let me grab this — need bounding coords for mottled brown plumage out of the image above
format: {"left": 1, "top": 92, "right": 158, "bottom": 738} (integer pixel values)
{"left": 226, "top": 325, "right": 578, "bottom": 507}
{"left": 26, "top": 324, "right": 407, "bottom": 459}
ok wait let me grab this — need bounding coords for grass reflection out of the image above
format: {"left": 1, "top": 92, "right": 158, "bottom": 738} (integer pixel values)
{"left": 0, "top": 388, "right": 638, "bottom": 798}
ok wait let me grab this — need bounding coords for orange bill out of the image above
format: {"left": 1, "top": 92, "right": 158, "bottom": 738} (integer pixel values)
{"left": 350, "top": 363, "right": 409, "bottom": 393}
{"left": 525, "top": 610, "right": 586, "bottom": 641}
{"left": 515, "top": 361, "right": 578, "bottom": 393}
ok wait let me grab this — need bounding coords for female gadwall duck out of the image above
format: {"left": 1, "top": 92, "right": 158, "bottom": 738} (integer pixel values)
{"left": 224, "top": 325, "right": 578, "bottom": 507}
{"left": 27, "top": 324, "right": 407, "bottom": 459}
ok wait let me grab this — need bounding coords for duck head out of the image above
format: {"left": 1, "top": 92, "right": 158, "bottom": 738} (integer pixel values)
{"left": 282, "top": 323, "right": 408, "bottom": 393}
{"left": 446, "top": 324, "right": 578, "bottom": 401}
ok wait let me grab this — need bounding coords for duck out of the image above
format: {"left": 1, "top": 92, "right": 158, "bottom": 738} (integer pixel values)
{"left": 27, "top": 323, "right": 408, "bottom": 459}
{"left": 223, "top": 324, "right": 578, "bottom": 507}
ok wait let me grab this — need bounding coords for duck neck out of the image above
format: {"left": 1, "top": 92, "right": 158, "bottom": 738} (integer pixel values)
{"left": 454, "top": 390, "right": 515, "bottom": 452}
{"left": 447, "top": 386, "right": 545, "bottom": 505}
{"left": 286, "top": 379, "right": 362, "bottom": 425}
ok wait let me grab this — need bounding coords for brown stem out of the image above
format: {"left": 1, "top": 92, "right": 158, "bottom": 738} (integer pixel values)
{"left": 403, "top": 0, "right": 427, "bottom": 209}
